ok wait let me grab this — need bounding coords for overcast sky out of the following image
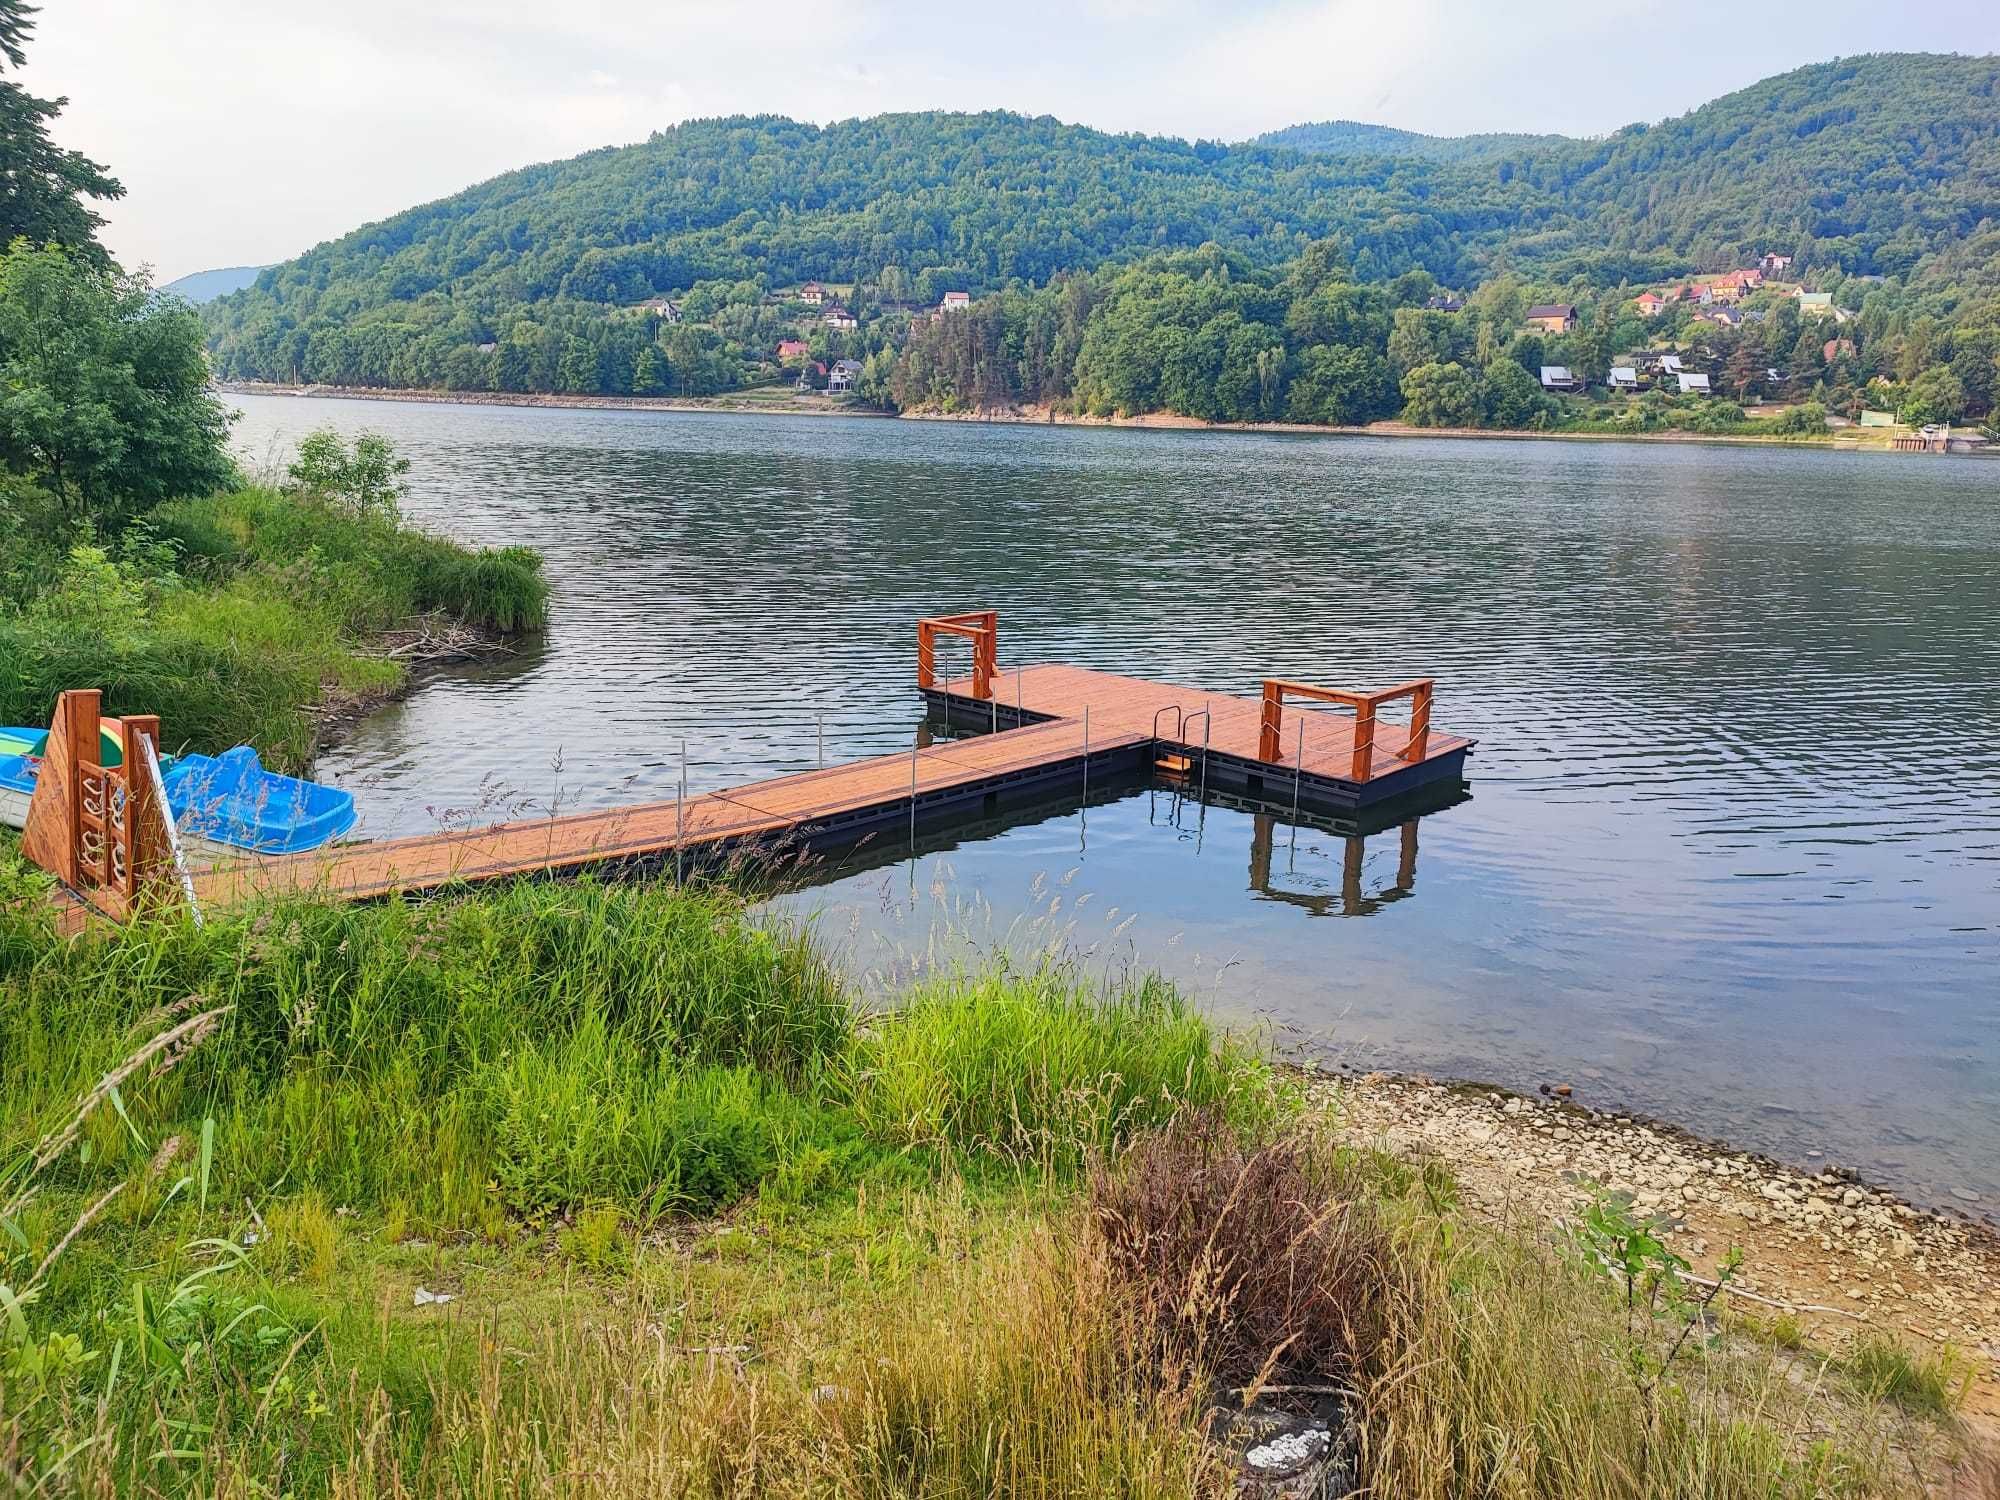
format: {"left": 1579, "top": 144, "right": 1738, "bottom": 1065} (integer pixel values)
{"left": 24, "top": 1, "right": 2000, "bottom": 282}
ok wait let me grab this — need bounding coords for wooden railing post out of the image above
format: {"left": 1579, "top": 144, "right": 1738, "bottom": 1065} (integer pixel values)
{"left": 74, "top": 691, "right": 103, "bottom": 889}
{"left": 973, "top": 610, "right": 997, "bottom": 701}
{"left": 1258, "top": 681, "right": 1283, "bottom": 762}
{"left": 119, "top": 714, "right": 163, "bottom": 907}
{"left": 917, "top": 620, "right": 937, "bottom": 691}
{"left": 1350, "top": 699, "right": 1377, "bottom": 782}
{"left": 1406, "top": 680, "right": 1433, "bottom": 764}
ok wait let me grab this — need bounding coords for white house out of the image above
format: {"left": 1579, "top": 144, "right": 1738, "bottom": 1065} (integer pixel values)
{"left": 1659, "top": 354, "right": 1686, "bottom": 375}
{"left": 822, "top": 306, "right": 857, "bottom": 330}
{"left": 940, "top": 291, "right": 971, "bottom": 312}
{"left": 1676, "top": 372, "right": 1712, "bottom": 394}
{"left": 828, "top": 357, "right": 863, "bottom": 392}
{"left": 799, "top": 282, "right": 826, "bottom": 306}
{"left": 1609, "top": 366, "right": 1640, "bottom": 392}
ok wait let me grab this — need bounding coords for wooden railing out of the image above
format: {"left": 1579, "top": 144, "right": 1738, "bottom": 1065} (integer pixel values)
{"left": 1258, "top": 677, "right": 1433, "bottom": 782}
{"left": 20, "top": 689, "right": 174, "bottom": 921}
{"left": 917, "top": 610, "right": 998, "bottom": 700}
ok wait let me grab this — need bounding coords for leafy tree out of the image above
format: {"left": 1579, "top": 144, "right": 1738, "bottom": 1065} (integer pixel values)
{"left": 1481, "top": 358, "right": 1547, "bottom": 427}
{"left": 0, "top": 243, "right": 233, "bottom": 524}
{"left": 286, "top": 427, "right": 409, "bottom": 518}
{"left": 1898, "top": 366, "right": 1966, "bottom": 426}
{"left": 1286, "top": 345, "right": 1396, "bottom": 424}
{"left": 1386, "top": 308, "right": 1455, "bottom": 377}
{"left": 0, "top": 1, "right": 122, "bottom": 254}
{"left": 1399, "top": 362, "right": 1479, "bottom": 427}
{"left": 632, "top": 343, "right": 667, "bottom": 394}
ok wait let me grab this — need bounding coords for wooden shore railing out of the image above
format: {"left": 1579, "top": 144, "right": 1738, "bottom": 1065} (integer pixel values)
{"left": 1257, "top": 677, "right": 1433, "bottom": 781}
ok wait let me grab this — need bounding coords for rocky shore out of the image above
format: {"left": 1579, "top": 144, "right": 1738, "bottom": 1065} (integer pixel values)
{"left": 1311, "top": 1069, "right": 2000, "bottom": 1435}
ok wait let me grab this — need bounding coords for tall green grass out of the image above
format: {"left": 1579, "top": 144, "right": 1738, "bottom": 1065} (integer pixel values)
{"left": 0, "top": 878, "right": 1264, "bottom": 1234}
{"left": 0, "top": 485, "right": 548, "bottom": 767}
{"left": 846, "top": 968, "right": 1274, "bottom": 1170}
{"left": 0, "top": 865, "right": 1973, "bottom": 1497}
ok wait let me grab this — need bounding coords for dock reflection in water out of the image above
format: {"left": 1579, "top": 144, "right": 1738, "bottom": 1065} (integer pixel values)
{"left": 762, "top": 773, "right": 1469, "bottom": 1008}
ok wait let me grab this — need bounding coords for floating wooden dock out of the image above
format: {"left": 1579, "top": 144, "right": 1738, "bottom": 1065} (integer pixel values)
{"left": 36, "top": 614, "right": 1474, "bottom": 919}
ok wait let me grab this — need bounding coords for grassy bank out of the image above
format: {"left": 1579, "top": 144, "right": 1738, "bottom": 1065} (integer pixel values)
{"left": 0, "top": 482, "right": 548, "bottom": 771}
{"left": 0, "top": 866, "right": 1982, "bottom": 1497}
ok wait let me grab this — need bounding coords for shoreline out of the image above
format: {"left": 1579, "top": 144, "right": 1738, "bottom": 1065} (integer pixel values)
{"left": 217, "top": 381, "right": 1955, "bottom": 453}
{"left": 1306, "top": 1064, "right": 2000, "bottom": 1433}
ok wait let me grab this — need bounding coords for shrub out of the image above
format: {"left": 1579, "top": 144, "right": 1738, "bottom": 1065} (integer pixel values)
{"left": 1088, "top": 1112, "right": 1402, "bottom": 1389}
{"left": 286, "top": 428, "right": 410, "bottom": 518}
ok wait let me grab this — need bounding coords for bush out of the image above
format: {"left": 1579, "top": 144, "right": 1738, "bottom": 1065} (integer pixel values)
{"left": 1768, "top": 400, "right": 1829, "bottom": 435}
{"left": 286, "top": 428, "right": 409, "bottom": 518}
{"left": 1089, "top": 1112, "right": 1402, "bottom": 1388}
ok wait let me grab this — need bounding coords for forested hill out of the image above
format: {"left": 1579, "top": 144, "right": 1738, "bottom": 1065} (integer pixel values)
{"left": 1249, "top": 120, "right": 1565, "bottom": 161}
{"left": 205, "top": 53, "right": 2000, "bottom": 390}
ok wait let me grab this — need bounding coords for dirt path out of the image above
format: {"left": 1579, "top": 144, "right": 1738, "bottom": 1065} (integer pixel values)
{"left": 1314, "top": 1070, "right": 2000, "bottom": 1437}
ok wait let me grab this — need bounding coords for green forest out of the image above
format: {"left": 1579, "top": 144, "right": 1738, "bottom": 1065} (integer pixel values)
{"left": 199, "top": 51, "right": 2000, "bottom": 422}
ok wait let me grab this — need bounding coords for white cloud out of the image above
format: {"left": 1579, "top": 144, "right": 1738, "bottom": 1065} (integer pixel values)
{"left": 21, "top": 0, "right": 2000, "bottom": 280}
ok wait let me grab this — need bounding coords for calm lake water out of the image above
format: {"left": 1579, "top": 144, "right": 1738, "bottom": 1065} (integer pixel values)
{"left": 231, "top": 394, "right": 2000, "bottom": 1212}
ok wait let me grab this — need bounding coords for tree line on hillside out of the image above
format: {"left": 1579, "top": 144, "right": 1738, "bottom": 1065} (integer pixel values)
{"left": 849, "top": 238, "right": 2000, "bottom": 434}
{"left": 201, "top": 54, "right": 2000, "bottom": 400}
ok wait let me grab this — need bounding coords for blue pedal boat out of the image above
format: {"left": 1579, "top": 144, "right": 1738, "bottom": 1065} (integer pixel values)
{"left": 1, "top": 729, "right": 357, "bottom": 856}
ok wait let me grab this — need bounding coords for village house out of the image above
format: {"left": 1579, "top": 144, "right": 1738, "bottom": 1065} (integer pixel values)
{"left": 939, "top": 290, "right": 971, "bottom": 312}
{"left": 1634, "top": 291, "right": 1666, "bottom": 317}
{"left": 828, "top": 357, "right": 863, "bottom": 392}
{"left": 1525, "top": 303, "right": 1577, "bottom": 334}
{"left": 1797, "top": 291, "right": 1835, "bottom": 316}
{"left": 1426, "top": 295, "right": 1465, "bottom": 312}
{"left": 1539, "top": 365, "right": 1583, "bottom": 393}
{"left": 1659, "top": 353, "right": 1686, "bottom": 375}
{"left": 795, "top": 359, "right": 827, "bottom": 390}
{"left": 634, "top": 296, "right": 682, "bottom": 323}
{"left": 1698, "top": 305, "right": 1742, "bottom": 328}
{"left": 1609, "top": 366, "right": 1641, "bottom": 392}
{"left": 799, "top": 282, "right": 825, "bottom": 306}
{"left": 822, "top": 306, "right": 857, "bottom": 330}
{"left": 776, "top": 338, "right": 810, "bottom": 362}
{"left": 1824, "top": 337, "right": 1856, "bottom": 362}
{"left": 1676, "top": 372, "right": 1712, "bottom": 394}
{"left": 1760, "top": 251, "right": 1793, "bottom": 273}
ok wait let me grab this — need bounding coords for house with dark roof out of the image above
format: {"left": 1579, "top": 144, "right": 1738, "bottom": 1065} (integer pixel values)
{"left": 828, "top": 357, "right": 863, "bottom": 392}
{"left": 822, "top": 306, "right": 857, "bottom": 330}
{"left": 799, "top": 282, "right": 826, "bottom": 306}
{"left": 1525, "top": 304, "right": 1577, "bottom": 334}
{"left": 1426, "top": 295, "right": 1465, "bottom": 312}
